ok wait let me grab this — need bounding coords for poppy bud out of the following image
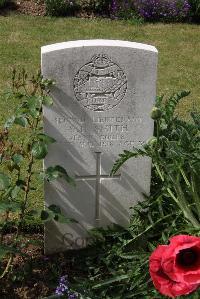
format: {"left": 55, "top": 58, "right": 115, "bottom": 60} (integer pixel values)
{"left": 147, "top": 137, "right": 157, "bottom": 147}
{"left": 150, "top": 107, "right": 162, "bottom": 120}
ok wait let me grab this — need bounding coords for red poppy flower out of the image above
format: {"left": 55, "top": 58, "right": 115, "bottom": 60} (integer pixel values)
{"left": 149, "top": 235, "right": 200, "bottom": 298}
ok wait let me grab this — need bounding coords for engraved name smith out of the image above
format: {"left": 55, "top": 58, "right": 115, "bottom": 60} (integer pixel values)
{"left": 74, "top": 54, "right": 127, "bottom": 112}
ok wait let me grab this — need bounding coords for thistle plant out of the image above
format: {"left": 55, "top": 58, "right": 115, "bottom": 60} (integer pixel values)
{"left": 0, "top": 69, "right": 76, "bottom": 278}
{"left": 67, "top": 91, "right": 200, "bottom": 299}
{"left": 112, "top": 91, "right": 200, "bottom": 229}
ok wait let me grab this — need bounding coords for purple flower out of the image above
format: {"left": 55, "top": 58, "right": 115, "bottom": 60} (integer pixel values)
{"left": 55, "top": 275, "right": 78, "bottom": 298}
{"left": 111, "top": 0, "right": 117, "bottom": 13}
{"left": 134, "top": 0, "right": 190, "bottom": 21}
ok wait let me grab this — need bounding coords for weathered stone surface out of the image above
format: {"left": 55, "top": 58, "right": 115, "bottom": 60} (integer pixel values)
{"left": 41, "top": 40, "right": 158, "bottom": 253}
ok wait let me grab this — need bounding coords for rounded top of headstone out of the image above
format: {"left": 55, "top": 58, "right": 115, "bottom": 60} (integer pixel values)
{"left": 41, "top": 40, "right": 158, "bottom": 54}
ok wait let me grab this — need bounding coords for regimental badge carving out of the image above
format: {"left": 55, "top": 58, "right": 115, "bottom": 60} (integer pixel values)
{"left": 73, "top": 54, "right": 127, "bottom": 112}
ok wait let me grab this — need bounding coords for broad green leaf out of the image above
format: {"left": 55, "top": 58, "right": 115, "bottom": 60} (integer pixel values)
{"left": 48, "top": 204, "right": 61, "bottom": 214}
{"left": 44, "top": 166, "right": 60, "bottom": 181}
{"left": 27, "top": 96, "right": 42, "bottom": 118}
{"left": 52, "top": 165, "right": 76, "bottom": 186}
{"left": 42, "top": 95, "right": 53, "bottom": 106}
{"left": 28, "top": 96, "right": 41, "bottom": 109}
{"left": 4, "top": 116, "right": 15, "bottom": 129}
{"left": 0, "top": 201, "right": 21, "bottom": 213}
{"left": 11, "top": 185, "right": 21, "bottom": 199}
{"left": 47, "top": 204, "right": 77, "bottom": 224}
{"left": 44, "top": 165, "right": 76, "bottom": 186}
{"left": 32, "top": 141, "right": 48, "bottom": 159}
{"left": 0, "top": 202, "right": 11, "bottom": 212}
{"left": 9, "top": 202, "right": 22, "bottom": 212}
{"left": 14, "top": 116, "right": 28, "bottom": 127}
{"left": 12, "top": 154, "right": 23, "bottom": 165}
{"left": 29, "top": 109, "right": 40, "bottom": 118}
{"left": 40, "top": 210, "right": 50, "bottom": 221}
{"left": 40, "top": 210, "right": 54, "bottom": 222}
{"left": 54, "top": 214, "right": 78, "bottom": 224}
{"left": 37, "top": 133, "right": 56, "bottom": 144}
{"left": 0, "top": 172, "right": 11, "bottom": 190}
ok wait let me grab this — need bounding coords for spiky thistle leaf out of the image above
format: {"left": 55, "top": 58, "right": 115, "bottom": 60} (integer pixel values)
{"left": 164, "top": 90, "right": 190, "bottom": 121}
{"left": 155, "top": 94, "right": 164, "bottom": 107}
{"left": 111, "top": 149, "right": 147, "bottom": 175}
{"left": 191, "top": 112, "right": 200, "bottom": 130}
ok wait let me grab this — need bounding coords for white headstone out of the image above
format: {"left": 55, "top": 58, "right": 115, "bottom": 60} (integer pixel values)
{"left": 41, "top": 40, "right": 158, "bottom": 253}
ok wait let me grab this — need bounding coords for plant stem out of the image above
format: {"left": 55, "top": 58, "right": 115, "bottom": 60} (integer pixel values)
{"left": 174, "top": 179, "right": 200, "bottom": 229}
{"left": 18, "top": 99, "right": 41, "bottom": 235}
{"left": 19, "top": 153, "right": 34, "bottom": 224}
{"left": 156, "top": 120, "right": 160, "bottom": 143}
{"left": 191, "top": 170, "right": 200, "bottom": 220}
{"left": 158, "top": 196, "right": 164, "bottom": 217}
{"left": 0, "top": 254, "right": 13, "bottom": 279}
{"left": 155, "top": 164, "right": 200, "bottom": 228}
{"left": 155, "top": 164, "right": 179, "bottom": 205}
{"left": 0, "top": 211, "right": 9, "bottom": 245}
{"left": 166, "top": 188, "right": 179, "bottom": 204}
{"left": 154, "top": 164, "right": 164, "bottom": 182}
{"left": 180, "top": 168, "right": 191, "bottom": 187}
{"left": 124, "top": 213, "right": 175, "bottom": 247}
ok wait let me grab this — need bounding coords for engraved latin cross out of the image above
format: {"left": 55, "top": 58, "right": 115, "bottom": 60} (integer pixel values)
{"left": 75, "top": 152, "right": 121, "bottom": 226}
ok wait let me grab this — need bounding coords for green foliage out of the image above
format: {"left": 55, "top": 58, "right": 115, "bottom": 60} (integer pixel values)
{"left": 115, "top": 8, "right": 139, "bottom": 21}
{"left": 32, "top": 133, "right": 56, "bottom": 159}
{"left": 45, "top": 0, "right": 112, "bottom": 16}
{"left": 70, "top": 195, "right": 199, "bottom": 298}
{"left": 32, "top": 141, "right": 48, "bottom": 159}
{"left": 189, "top": 0, "right": 200, "bottom": 21}
{"left": 0, "top": 69, "right": 75, "bottom": 278}
{"left": 0, "top": 173, "right": 11, "bottom": 191}
{"left": 40, "top": 204, "right": 77, "bottom": 223}
{"left": 111, "top": 149, "right": 146, "bottom": 175}
{"left": 68, "top": 91, "right": 200, "bottom": 299}
{"left": 112, "top": 91, "right": 200, "bottom": 228}
{"left": 44, "top": 165, "right": 76, "bottom": 186}
{"left": 0, "top": 0, "right": 7, "bottom": 8}
{"left": 110, "top": 0, "right": 141, "bottom": 21}
{"left": 45, "top": 0, "right": 78, "bottom": 16}
{"left": 77, "top": 0, "right": 111, "bottom": 13}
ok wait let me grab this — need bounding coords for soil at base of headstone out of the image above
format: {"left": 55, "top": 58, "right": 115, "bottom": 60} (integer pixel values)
{"left": 0, "top": 233, "right": 84, "bottom": 299}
